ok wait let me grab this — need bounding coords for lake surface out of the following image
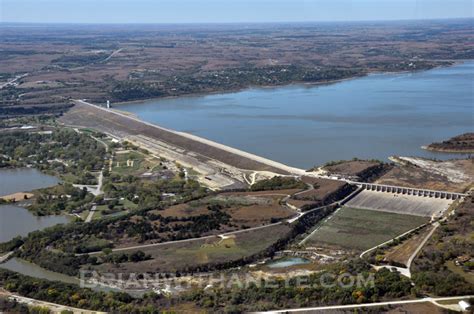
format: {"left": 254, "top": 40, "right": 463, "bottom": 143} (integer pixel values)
{"left": 266, "top": 257, "right": 310, "bottom": 268}
{"left": 119, "top": 62, "right": 474, "bottom": 168}
{"left": 0, "top": 168, "right": 58, "bottom": 196}
{"left": 0, "top": 204, "right": 70, "bottom": 242}
{"left": 0, "top": 168, "right": 68, "bottom": 243}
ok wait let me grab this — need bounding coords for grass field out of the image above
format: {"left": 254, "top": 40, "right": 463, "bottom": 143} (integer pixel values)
{"left": 445, "top": 260, "right": 474, "bottom": 285}
{"left": 383, "top": 225, "right": 434, "bottom": 266}
{"left": 304, "top": 207, "right": 428, "bottom": 251}
{"left": 112, "top": 151, "right": 159, "bottom": 176}
{"left": 91, "top": 223, "right": 292, "bottom": 273}
{"left": 93, "top": 199, "right": 137, "bottom": 220}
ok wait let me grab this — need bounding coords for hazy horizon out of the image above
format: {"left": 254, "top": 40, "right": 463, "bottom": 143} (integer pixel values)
{"left": 1, "top": 0, "right": 473, "bottom": 24}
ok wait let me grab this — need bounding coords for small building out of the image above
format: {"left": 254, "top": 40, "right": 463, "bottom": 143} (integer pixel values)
{"left": 459, "top": 300, "right": 471, "bottom": 311}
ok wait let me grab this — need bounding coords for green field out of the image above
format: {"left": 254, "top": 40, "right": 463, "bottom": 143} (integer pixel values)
{"left": 93, "top": 199, "right": 137, "bottom": 220}
{"left": 112, "top": 151, "right": 159, "bottom": 176}
{"left": 304, "top": 207, "right": 428, "bottom": 251}
{"left": 91, "top": 223, "right": 292, "bottom": 273}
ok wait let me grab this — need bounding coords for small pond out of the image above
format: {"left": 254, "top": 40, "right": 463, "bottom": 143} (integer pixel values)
{"left": 266, "top": 257, "right": 310, "bottom": 268}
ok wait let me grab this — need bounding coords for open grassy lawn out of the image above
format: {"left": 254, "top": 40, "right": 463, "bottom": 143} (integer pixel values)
{"left": 90, "top": 223, "right": 292, "bottom": 273}
{"left": 305, "top": 207, "right": 428, "bottom": 251}
{"left": 445, "top": 260, "right": 474, "bottom": 285}
{"left": 94, "top": 199, "right": 136, "bottom": 220}
{"left": 112, "top": 151, "right": 158, "bottom": 176}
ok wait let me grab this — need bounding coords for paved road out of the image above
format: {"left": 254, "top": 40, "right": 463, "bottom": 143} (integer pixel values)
{"left": 0, "top": 74, "right": 27, "bottom": 89}
{"left": 85, "top": 205, "right": 97, "bottom": 223}
{"left": 103, "top": 48, "right": 123, "bottom": 62}
{"left": 406, "top": 221, "right": 440, "bottom": 270}
{"left": 0, "top": 289, "right": 106, "bottom": 314}
{"left": 359, "top": 221, "right": 440, "bottom": 278}
{"left": 83, "top": 221, "right": 283, "bottom": 255}
{"left": 256, "top": 295, "right": 474, "bottom": 313}
{"left": 0, "top": 251, "right": 13, "bottom": 263}
{"left": 81, "top": 187, "right": 363, "bottom": 255}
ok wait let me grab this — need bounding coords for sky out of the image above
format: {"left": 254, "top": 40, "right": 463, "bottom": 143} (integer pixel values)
{"left": 1, "top": 0, "right": 473, "bottom": 24}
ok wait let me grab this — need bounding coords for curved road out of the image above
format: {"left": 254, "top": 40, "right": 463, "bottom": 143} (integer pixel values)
{"left": 255, "top": 295, "right": 474, "bottom": 313}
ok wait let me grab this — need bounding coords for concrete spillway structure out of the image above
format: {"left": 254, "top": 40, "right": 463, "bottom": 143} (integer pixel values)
{"left": 355, "top": 182, "right": 467, "bottom": 200}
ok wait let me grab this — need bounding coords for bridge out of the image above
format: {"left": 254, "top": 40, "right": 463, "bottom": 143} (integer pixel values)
{"left": 350, "top": 182, "right": 467, "bottom": 200}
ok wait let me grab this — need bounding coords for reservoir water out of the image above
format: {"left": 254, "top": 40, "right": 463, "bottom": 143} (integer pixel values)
{"left": 0, "top": 168, "right": 69, "bottom": 243}
{"left": 0, "top": 168, "right": 59, "bottom": 196}
{"left": 119, "top": 62, "right": 474, "bottom": 169}
{"left": 0, "top": 204, "right": 70, "bottom": 242}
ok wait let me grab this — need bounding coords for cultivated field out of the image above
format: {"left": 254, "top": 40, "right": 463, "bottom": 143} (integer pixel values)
{"left": 345, "top": 190, "right": 453, "bottom": 217}
{"left": 304, "top": 207, "right": 428, "bottom": 251}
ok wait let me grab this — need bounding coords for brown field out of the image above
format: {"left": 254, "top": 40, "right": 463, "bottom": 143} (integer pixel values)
{"left": 323, "top": 160, "right": 381, "bottom": 176}
{"left": 91, "top": 223, "right": 292, "bottom": 273}
{"left": 383, "top": 225, "right": 434, "bottom": 266}
{"left": 156, "top": 203, "right": 210, "bottom": 218}
{"left": 158, "top": 191, "right": 297, "bottom": 228}
{"left": 0, "top": 192, "right": 34, "bottom": 202}
{"left": 286, "top": 178, "right": 349, "bottom": 208}
{"left": 376, "top": 158, "right": 474, "bottom": 193}
{"left": 225, "top": 203, "right": 292, "bottom": 227}
{"left": 318, "top": 302, "right": 445, "bottom": 314}
{"left": 287, "top": 199, "right": 315, "bottom": 208}
{"left": 220, "top": 189, "right": 302, "bottom": 197}
{"left": 296, "top": 178, "right": 346, "bottom": 201}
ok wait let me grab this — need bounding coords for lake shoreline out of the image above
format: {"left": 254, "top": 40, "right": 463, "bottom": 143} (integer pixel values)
{"left": 112, "top": 60, "right": 465, "bottom": 107}
{"left": 421, "top": 146, "right": 474, "bottom": 154}
{"left": 115, "top": 61, "right": 473, "bottom": 168}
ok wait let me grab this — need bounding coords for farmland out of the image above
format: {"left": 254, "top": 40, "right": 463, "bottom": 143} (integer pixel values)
{"left": 303, "top": 207, "right": 428, "bottom": 251}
